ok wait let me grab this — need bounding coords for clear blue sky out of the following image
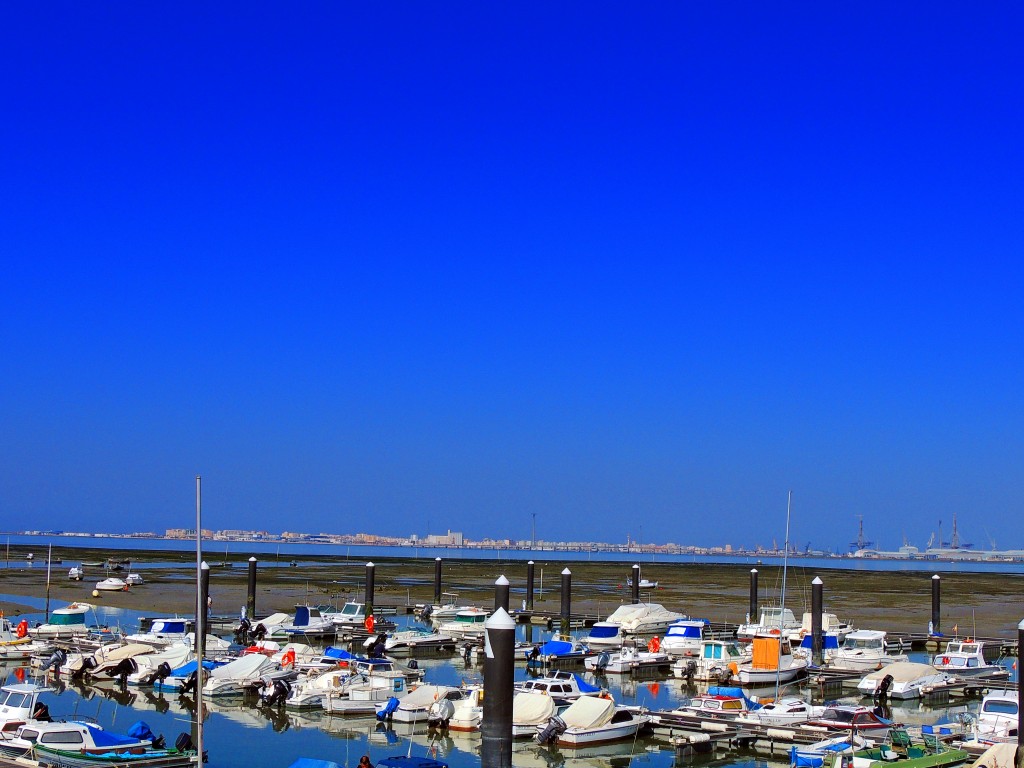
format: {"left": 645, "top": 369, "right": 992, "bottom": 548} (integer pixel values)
{"left": 3, "top": 4, "right": 1022, "bottom": 551}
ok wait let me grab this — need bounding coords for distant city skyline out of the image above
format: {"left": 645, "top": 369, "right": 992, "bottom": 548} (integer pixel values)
{"left": 3, "top": 5, "right": 1022, "bottom": 550}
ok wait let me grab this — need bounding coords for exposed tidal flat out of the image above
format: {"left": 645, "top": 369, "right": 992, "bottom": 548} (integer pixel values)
{"left": 1, "top": 542, "right": 1022, "bottom": 768}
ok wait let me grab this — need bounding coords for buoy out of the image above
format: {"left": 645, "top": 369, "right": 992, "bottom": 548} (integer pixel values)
{"left": 92, "top": 590, "right": 100, "bottom": 598}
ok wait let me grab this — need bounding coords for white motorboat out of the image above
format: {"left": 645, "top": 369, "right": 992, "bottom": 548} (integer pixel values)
{"left": 272, "top": 606, "right": 338, "bottom": 641}
{"left": 81, "top": 642, "right": 158, "bottom": 682}
{"left": 202, "top": 653, "right": 279, "bottom": 697}
{"left": 806, "top": 704, "right": 894, "bottom": 732}
{"left": 513, "top": 691, "right": 562, "bottom": 737}
{"left": 125, "top": 572, "right": 144, "bottom": 586}
{"left": 829, "top": 629, "right": 908, "bottom": 672}
{"left": 735, "top": 696, "right": 824, "bottom": 726}
{"left": 790, "top": 733, "right": 870, "bottom": 767}
{"left": 0, "top": 683, "right": 53, "bottom": 733}
{"left": 789, "top": 612, "right": 854, "bottom": 644}
{"left": 422, "top": 592, "right": 472, "bottom": 622}
{"left": 615, "top": 603, "right": 686, "bottom": 635}
{"left": 0, "top": 618, "right": 49, "bottom": 660}
{"left": 31, "top": 603, "right": 94, "bottom": 639}
{"left": 584, "top": 644, "right": 671, "bottom": 674}
{"left": 374, "top": 684, "right": 471, "bottom": 724}
{"left": 856, "top": 660, "right": 952, "bottom": 699}
{"left": 330, "top": 601, "right": 367, "bottom": 628}
{"left": 661, "top": 620, "right": 706, "bottom": 657}
{"left": 535, "top": 695, "right": 649, "bottom": 747}
{"left": 0, "top": 720, "right": 166, "bottom": 761}
{"left": 735, "top": 632, "right": 808, "bottom": 685}
{"left": 625, "top": 576, "right": 658, "bottom": 589}
{"left": 438, "top": 608, "right": 489, "bottom": 640}
{"left": 672, "top": 638, "right": 751, "bottom": 682}
{"left": 125, "top": 641, "right": 194, "bottom": 685}
{"left": 447, "top": 688, "right": 486, "bottom": 732}
{"left": 737, "top": 606, "right": 802, "bottom": 642}
{"left": 973, "top": 689, "right": 1019, "bottom": 741}
{"left": 67, "top": 566, "right": 84, "bottom": 581}
{"left": 383, "top": 628, "right": 456, "bottom": 654}
{"left": 321, "top": 670, "right": 410, "bottom": 716}
{"left": 96, "top": 577, "right": 128, "bottom": 591}
{"left": 525, "top": 635, "right": 592, "bottom": 665}
{"left": 580, "top": 622, "right": 625, "bottom": 649}
{"left": 670, "top": 686, "right": 760, "bottom": 720}
{"left": 931, "top": 640, "right": 1008, "bottom": 679}
{"left": 126, "top": 617, "right": 190, "bottom": 647}
{"left": 515, "top": 671, "right": 604, "bottom": 701}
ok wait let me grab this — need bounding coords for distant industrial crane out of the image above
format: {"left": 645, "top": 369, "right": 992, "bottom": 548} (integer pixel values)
{"left": 850, "top": 515, "right": 873, "bottom": 551}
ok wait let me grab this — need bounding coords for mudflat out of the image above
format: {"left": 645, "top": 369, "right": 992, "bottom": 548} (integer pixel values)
{"left": 2, "top": 545, "right": 1021, "bottom": 637}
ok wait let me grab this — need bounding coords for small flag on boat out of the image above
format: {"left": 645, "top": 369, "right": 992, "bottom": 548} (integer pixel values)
{"left": 364, "top": 614, "right": 375, "bottom": 633}
{"left": 952, "top": 624, "right": 958, "bottom": 635}
{"left": 648, "top": 682, "right": 660, "bottom": 696}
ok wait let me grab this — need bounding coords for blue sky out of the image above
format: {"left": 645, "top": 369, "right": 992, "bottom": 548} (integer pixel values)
{"left": 3, "top": 4, "right": 1022, "bottom": 551}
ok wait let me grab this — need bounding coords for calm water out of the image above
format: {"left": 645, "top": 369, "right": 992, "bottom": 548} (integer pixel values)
{"left": 1, "top": 592, "right": 1010, "bottom": 768}
{"left": 6, "top": 533, "right": 1024, "bottom": 574}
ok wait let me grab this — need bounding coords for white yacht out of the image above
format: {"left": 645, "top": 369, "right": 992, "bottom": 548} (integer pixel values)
{"left": 829, "top": 629, "right": 908, "bottom": 672}
{"left": 973, "top": 689, "right": 1019, "bottom": 741}
{"left": 931, "top": 640, "right": 1008, "bottom": 679}
{"left": 737, "top": 606, "right": 801, "bottom": 641}
{"left": 857, "top": 661, "right": 952, "bottom": 699}
{"left": 29, "top": 602, "right": 93, "bottom": 639}
{"left": 609, "top": 602, "right": 686, "bottom": 635}
{"left": 661, "top": 620, "right": 706, "bottom": 657}
{"left": 438, "top": 608, "right": 489, "bottom": 640}
{"left": 734, "top": 632, "right": 808, "bottom": 685}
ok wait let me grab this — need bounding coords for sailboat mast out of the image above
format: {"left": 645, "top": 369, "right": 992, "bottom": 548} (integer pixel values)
{"left": 195, "top": 476, "right": 204, "bottom": 764}
{"left": 45, "top": 544, "right": 52, "bottom": 621}
{"left": 775, "top": 490, "right": 793, "bottom": 698}
{"left": 780, "top": 491, "right": 792, "bottom": 613}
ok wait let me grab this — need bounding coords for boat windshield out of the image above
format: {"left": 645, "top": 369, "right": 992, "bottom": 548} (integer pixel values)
{"left": 0, "top": 691, "right": 30, "bottom": 709}
{"left": 821, "top": 708, "right": 855, "bottom": 723}
{"left": 50, "top": 613, "right": 86, "bottom": 626}
{"left": 339, "top": 604, "right": 362, "bottom": 616}
{"left": 843, "top": 636, "right": 882, "bottom": 650}
{"left": 983, "top": 699, "right": 1018, "bottom": 715}
{"left": 588, "top": 625, "right": 619, "bottom": 639}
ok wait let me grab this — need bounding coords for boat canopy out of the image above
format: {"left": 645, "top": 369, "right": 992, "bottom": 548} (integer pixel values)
{"left": 512, "top": 691, "right": 556, "bottom": 725}
{"left": 862, "top": 661, "right": 938, "bottom": 683}
{"left": 572, "top": 674, "right": 601, "bottom": 693}
{"left": 397, "top": 685, "right": 456, "bottom": 710}
{"left": 665, "top": 622, "right": 703, "bottom": 639}
{"left": 560, "top": 695, "right": 615, "bottom": 729}
{"left": 798, "top": 633, "right": 840, "bottom": 651}
{"left": 288, "top": 760, "right": 343, "bottom": 768}
{"left": 587, "top": 624, "right": 621, "bottom": 639}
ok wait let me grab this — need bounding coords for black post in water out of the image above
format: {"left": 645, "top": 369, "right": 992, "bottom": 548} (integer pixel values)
{"left": 525, "top": 561, "right": 535, "bottom": 611}
{"left": 434, "top": 557, "right": 442, "bottom": 605}
{"left": 749, "top": 568, "right": 759, "bottom": 622}
{"left": 200, "top": 560, "right": 211, "bottom": 628}
{"left": 481, "top": 609, "right": 516, "bottom": 768}
{"left": 495, "top": 575, "right": 510, "bottom": 613}
{"left": 365, "top": 562, "right": 376, "bottom": 623}
{"left": 560, "top": 568, "right": 572, "bottom": 636}
{"left": 931, "top": 575, "right": 940, "bottom": 635}
{"left": 246, "top": 557, "right": 257, "bottom": 619}
{"left": 1017, "top": 619, "right": 1023, "bottom": 740}
{"left": 631, "top": 564, "right": 640, "bottom": 604}
{"left": 811, "top": 576, "right": 823, "bottom": 664}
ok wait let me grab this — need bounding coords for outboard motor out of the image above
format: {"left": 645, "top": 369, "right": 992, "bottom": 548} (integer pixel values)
{"left": 406, "top": 659, "right": 419, "bottom": 670}
{"left": 376, "top": 696, "right": 401, "bottom": 721}
{"left": 427, "top": 698, "right": 455, "bottom": 729}
{"left": 32, "top": 702, "right": 51, "bottom": 722}
{"left": 153, "top": 662, "right": 173, "bottom": 683}
{"left": 420, "top": 604, "right": 433, "bottom": 620}
{"left": 536, "top": 715, "right": 567, "bottom": 745}
{"left": 252, "top": 623, "right": 267, "bottom": 641}
{"left": 234, "top": 617, "right": 252, "bottom": 645}
{"left": 595, "top": 652, "right": 611, "bottom": 672}
{"left": 175, "top": 733, "right": 194, "bottom": 752}
{"left": 875, "top": 673, "right": 894, "bottom": 702}
{"left": 680, "top": 659, "right": 697, "bottom": 686}
{"left": 181, "top": 670, "right": 198, "bottom": 695}
{"left": 260, "top": 679, "right": 291, "bottom": 706}
{"left": 113, "top": 657, "right": 138, "bottom": 688}
{"left": 41, "top": 648, "right": 67, "bottom": 673}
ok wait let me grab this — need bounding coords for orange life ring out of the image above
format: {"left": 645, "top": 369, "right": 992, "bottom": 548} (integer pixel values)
{"left": 769, "top": 628, "right": 781, "bottom": 636}
{"left": 941, "top": 656, "right": 950, "bottom": 665}
{"left": 648, "top": 637, "right": 661, "bottom": 653}
{"left": 282, "top": 649, "right": 296, "bottom": 668}
{"left": 16, "top": 621, "right": 28, "bottom": 638}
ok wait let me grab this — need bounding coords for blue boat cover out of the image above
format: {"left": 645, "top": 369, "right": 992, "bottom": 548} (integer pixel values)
{"left": 707, "top": 686, "right": 761, "bottom": 711}
{"left": 665, "top": 624, "right": 702, "bottom": 639}
{"left": 376, "top": 697, "right": 401, "bottom": 720}
{"left": 82, "top": 723, "right": 141, "bottom": 748}
{"left": 322, "top": 646, "right": 354, "bottom": 661}
{"left": 294, "top": 606, "right": 312, "bottom": 627}
{"left": 168, "top": 659, "right": 220, "bottom": 676}
{"left": 587, "top": 625, "right": 619, "bottom": 639}
{"left": 572, "top": 674, "right": 601, "bottom": 693}
{"left": 798, "top": 633, "right": 840, "bottom": 651}
{"left": 126, "top": 721, "right": 155, "bottom": 742}
{"left": 288, "top": 760, "right": 342, "bottom": 768}
{"left": 537, "top": 640, "right": 573, "bottom": 657}
{"left": 378, "top": 757, "right": 449, "bottom": 768}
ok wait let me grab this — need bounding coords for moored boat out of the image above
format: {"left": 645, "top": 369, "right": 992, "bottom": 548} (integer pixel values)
{"left": 30, "top": 602, "right": 94, "bottom": 639}
{"left": 931, "top": 640, "right": 1008, "bottom": 679}
{"left": 535, "top": 695, "right": 648, "bottom": 747}
{"left": 856, "top": 661, "right": 952, "bottom": 700}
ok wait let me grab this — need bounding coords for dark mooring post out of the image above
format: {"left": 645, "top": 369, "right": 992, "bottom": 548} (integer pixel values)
{"left": 365, "top": 562, "right": 376, "bottom": 622}
{"left": 931, "top": 574, "right": 940, "bottom": 635}
{"left": 525, "top": 561, "right": 535, "bottom": 610}
{"left": 200, "top": 560, "right": 211, "bottom": 628}
{"left": 434, "top": 557, "right": 442, "bottom": 605}
{"left": 631, "top": 564, "right": 641, "bottom": 604}
{"left": 749, "top": 568, "right": 759, "bottom": 622}
{"left": 1017, "top": 619, "right": 1024, "bottom": 739}
{"left": 246, "top": 557, "right": 257, "bottom": 619}
{"left": 560, "top": 568, "right": 572, "bottom": 636}
{"left": 481, "top": 608, "right": 515, "bottom": 768}
{"left": 495, "top": 575, "right": 510, "bottom": 613}
{"left": 811, "top": 576, "right": 823, "bottom": 665}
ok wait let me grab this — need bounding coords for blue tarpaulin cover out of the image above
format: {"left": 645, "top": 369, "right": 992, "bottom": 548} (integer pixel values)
{"left": 287, "top": 760, "right": 342, "bottom": 768}
{"left": 378, "top": 757, "right": 449, "bottom": 768}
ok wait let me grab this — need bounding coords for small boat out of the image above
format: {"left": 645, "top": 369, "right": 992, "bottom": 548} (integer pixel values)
{"left": 437, "top": 608, "right": 489, "bottom": 640}
{"left": 845, "top": 727, "right": 969, "bottom": 768}
{"left": 737, "top": 606, "right": 802, "bottom": 642}
{"left": 420, "top": 591, "right": 471, "bottom": 622}
{"left": 625, "top": 576, "right": 658, "bottom": 589}
{"left": 330, "top": 601, "right": 368, "bottom": 628}
{"left": 584, "top": 643, "right": 671, "bottom": 674}
{"left": 672, "top": 638, "right": 751, "bottom": 682}
{"left": 971, "top": 689, "right": 1018, "bottom": 741}
{"left": 735, "top": 631, "right": 808, "bottom": 685}
{"left": 125, "top": 642, "right": 194, "bottom": 686}
{"left": 374, "top": 684, "right": 471, "bottom": 724}
{"left": 830, "top": 630, "right": 908, "bottom": 672}
{"left": 30, "top": 602, "right": 94, "bottom": 639}
{"left": 82, "top": 643, "right": 160, "bottom": 682}
{"left": 614, "top": 603, "right": 686, "bottom": 635}
{"left": 931, "top": 640, "right": 1008, "bottom": 679}
{"left": 0, "top": 682, "right": 52, "bottom": 734}
{"left": 790, "top": 734, "right": 870, "bottom": 768}
{"left": 672, "top": 686, "right": 761, "bottom": 720}
{"left": 0, "top": 618, "right": 48, "bottom": 661}
{"left": 794, "top": 631, "right": 841, "bottom": 664}
{"left": 806, "top": 704, "right": 895, "bottom": 732}
{"left": 661, "top": 620, "right": 707, "bottom": 657}
{"left": 515, "top": 671, "right": 604, "bottom": 702}
{"left": 580, "top": 622, "right": 626, "bottom": 649}
{"left": 736, "top": 696, "right": 825, "bottom": 726}
{"left": 126, "top": 618, "right": 190, "bottom": 647}
{"left": 446, "top": 688, "right": 486, "bottom": 732}
{"left": 201, "top": 653, "right": 279, "bottom": 697}
{"left": 524, "top": 635, "right": 592, "bottom": 665}
{"left": 125, "top": 573, "right": 145, "bottom": 586}
{"left": 2, "top": 720, "right": 199, "bottom": 767}
{"left": 320, "top": 670, "right": 410, "bottom": 716}
{"left": 535, "top": 695, "right": 649, "bottom": 747}
{"left": 512, "top": 691, "right": 563, "bottom": 737}
{"left": 68, "top": 566, "right": 85, "bottom": 581}
{"left": 96, "top": 577, "right": 128, "bottom": 591}
{"left": 383, "top": 628, "right": 456, "bottom": 654}
{"left": 789, "top": 612, "right": 855, "bottom": 644}
{"left": 272, "top": 606, "right": 338, "bottom": 641}
{"left": 856, "top": 661, "right": 952, "bottom": 700}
